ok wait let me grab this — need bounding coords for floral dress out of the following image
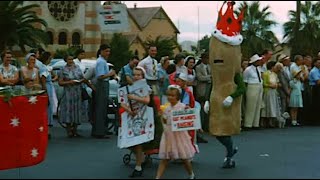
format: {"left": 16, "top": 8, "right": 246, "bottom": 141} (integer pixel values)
{"left": 59, "top": 64, "right": 83, "bottom": 124}
{"left": 158, "top": 102, "right": 196, "bottom": 160}
{"left": 0, "top": 64, "right": 18, "bottom": 79}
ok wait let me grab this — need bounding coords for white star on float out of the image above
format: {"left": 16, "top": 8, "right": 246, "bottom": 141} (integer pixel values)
{"left": 28, "top": 96, "right": 38, "bottom": 104}
{"left": 39, "top": 126, "right": 44, "bottom": 132}
{"left": 31, "top": 148, "right": 39, "bottom": 158}
{"left": 10, "top": 117, "right": 20, "bottom": 127}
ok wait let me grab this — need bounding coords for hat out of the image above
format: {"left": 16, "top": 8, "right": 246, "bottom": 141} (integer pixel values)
{"left": 168, "top": 84, "right": 182, "bottom": 94}
{"left": 278, "top": 54, "right": 290, "bottom": 62}
{"left": 135, "top": 66, "right": 146, "bottom": 76}
{"left": 293, "top": 70, "right": 302, "bottom": 77}
{"left": 212, "top": 1, "right": 246, "bottom": 46}
{"left": 25, "top": 53, "right": 36, "bottom": 63}
{"left": 178, "top": 73, "right": 188, "bottom": 81}
{"left": 249, "top": 54, "right": 263, "bottom": 63}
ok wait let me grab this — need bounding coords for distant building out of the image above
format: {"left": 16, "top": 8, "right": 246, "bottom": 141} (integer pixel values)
{"left": 13, "top": 1, "right": 180, "bottom": 60}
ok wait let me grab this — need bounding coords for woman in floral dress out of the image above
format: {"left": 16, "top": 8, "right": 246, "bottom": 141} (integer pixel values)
{"left": 58, "top": 54, "right": 92, "bottom": 137}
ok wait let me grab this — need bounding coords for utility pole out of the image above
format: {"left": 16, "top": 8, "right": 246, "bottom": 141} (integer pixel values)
{"left": 197, "top": 6, "right": 200, "bottom": 55}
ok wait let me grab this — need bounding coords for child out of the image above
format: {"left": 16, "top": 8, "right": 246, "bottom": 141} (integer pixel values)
{"left": 289, "top": 70, "right": 303, "bottom": 126}
{"left": 155, "top": 85, "right": 196, "bottom": 179}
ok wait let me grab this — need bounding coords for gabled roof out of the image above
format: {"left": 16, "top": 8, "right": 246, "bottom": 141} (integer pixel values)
{"left": 122, "top": 33, "right": 143, "bottom": 45}
{"left": 127, "top": 6, "right": 180, "bottom": 34}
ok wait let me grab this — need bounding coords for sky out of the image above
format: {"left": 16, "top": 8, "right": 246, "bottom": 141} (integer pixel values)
{"left": 120, "top": 1, "right": 297, "bottom": 43}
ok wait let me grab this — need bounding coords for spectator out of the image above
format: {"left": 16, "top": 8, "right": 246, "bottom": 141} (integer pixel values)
{"left": 195, "top": 52, "right": 211, "bottom": 132}
{"left": 308, "top": 58, "right": 320, "bottom": 125}
{"left": 58, "top": 54, "right": 90, "bottom": 137}
{"left": 138, "top": 45, "right": 159, "bottom": 96}
{"left": 174, "top": 53, "right": 187, "bottom": 74}
{"left": 39, "top": 51, "right": 57, "bottom": 138}
{"left": 92, "top": 44, "right": 116, "bottom": 138}
{"left": 157, "top": 56, "right": 170, "bottom": 104}
{"left": 119, "top": 55, "right": 139, "bottom": 87}
{"left": 243, "top": 54, "right": 264, "bottom": 130}
{"left": 289, "top": 69, "right": 303, "bottom": 126}
{"left": 260, "top": 61, "right": 281, "bottom": 128}
{"left": 0, "top": 50, "right": 19, "bottom": 86}
{"left": 277, "top": 55, "right": 291, "bottom": 115}
{"left": 185, "top": 56, "right": 197, "bottom": 94}
{"left": 21, "top": 53, "right": 42, "bottom": 90}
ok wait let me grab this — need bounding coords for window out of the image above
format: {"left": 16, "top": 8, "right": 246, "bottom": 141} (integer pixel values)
{"left": 135, "top": 50, "right": 139, "bottom": 56}
{"left": 47, "top": 31, "right": 54, "bottom": 44}
{"left": 58, "top": 32, "right": 67, "bottom": 45}
{"left": 72, "top": 32, "right": 80, "bottom": 45}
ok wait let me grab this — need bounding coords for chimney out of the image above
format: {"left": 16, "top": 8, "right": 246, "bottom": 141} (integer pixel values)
{"left": 134, "top": 3, "right": 137, "bottom": 9}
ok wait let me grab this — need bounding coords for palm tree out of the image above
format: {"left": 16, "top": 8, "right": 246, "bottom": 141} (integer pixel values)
{"left": 283, "top": 1, "right": 320, "bottom": 57}
{"left": 235, "top": 1, "right": 279, "bottom": 59}
{"left": 0, "top": 1, "right": 48, "bottom": 53}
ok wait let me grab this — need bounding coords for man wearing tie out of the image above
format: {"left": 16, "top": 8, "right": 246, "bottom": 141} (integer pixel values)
{"left": 138, "top": 45, "right": 159, "bottom": 96}
{"left": 243, "top": 54, "right": 264, "bottom": 130}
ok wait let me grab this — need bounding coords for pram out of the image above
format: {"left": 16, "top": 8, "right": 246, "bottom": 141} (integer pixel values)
{"left": 119, "top": 95, "right": 162, "bottom": 167}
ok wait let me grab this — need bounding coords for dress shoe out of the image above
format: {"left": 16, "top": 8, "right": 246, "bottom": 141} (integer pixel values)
{"left": 129, "top": 169, "right": 143, "bottom": 178}
{"left": 222, "top": 157, "right": 235, "bottom": 169}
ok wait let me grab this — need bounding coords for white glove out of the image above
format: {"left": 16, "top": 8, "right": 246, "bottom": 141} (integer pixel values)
{"left": 204, "top": 101, "right": 210, "bottom": 114}
{"left": 222, "top": 96, "right": 233, "bottom": 107}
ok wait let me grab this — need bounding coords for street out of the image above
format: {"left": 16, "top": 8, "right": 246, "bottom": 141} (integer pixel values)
{"left": 1, "top": 122, "right": 320, "bottom": 179}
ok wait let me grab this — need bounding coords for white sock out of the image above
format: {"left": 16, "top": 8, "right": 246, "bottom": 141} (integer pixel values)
{"left": 292, "top": 120, "right": 297, "bottom": 125}
{"left": 135, "top": 166, "right": 142, "bottom": 171}
{"left": 189, "top": 172, "right": 195, "bottom": 179}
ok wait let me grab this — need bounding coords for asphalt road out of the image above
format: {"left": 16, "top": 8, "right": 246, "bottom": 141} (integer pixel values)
{"left": 1, "top": 122, "right": 320, "bottom": 179}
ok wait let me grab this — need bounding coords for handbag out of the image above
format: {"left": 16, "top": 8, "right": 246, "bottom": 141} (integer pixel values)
{"left": 81, "top": 87, "right": 90, "bottom": 101}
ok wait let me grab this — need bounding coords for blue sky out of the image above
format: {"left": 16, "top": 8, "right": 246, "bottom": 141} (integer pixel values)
{"left": 120, "top": 1, "right": 298, "bottom": 43}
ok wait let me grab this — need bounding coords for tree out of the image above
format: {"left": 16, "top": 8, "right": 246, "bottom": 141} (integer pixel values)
{"left": 283, "top": 1, "right": 320, "bottom": 57}
{"left": 198, "top": 35, "right": 210, "bottom": 54}
{"left": 0, "top": 1, "right": 48, "bottom": 53}
{"left": 235, "top": 1, "right": 279, "bottom": 59}
{"left": 109, "top": 33, "right": 133, "bottom": 72}
{"left": 144, "top": 36, "right": 178, "bottom": 61}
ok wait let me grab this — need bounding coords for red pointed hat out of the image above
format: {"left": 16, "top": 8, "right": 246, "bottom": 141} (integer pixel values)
{"left": 212, "top": 1, "right": 246, "bottom": 46}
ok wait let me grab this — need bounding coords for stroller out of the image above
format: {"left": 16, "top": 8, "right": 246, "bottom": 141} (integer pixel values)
{"left": 120, "top": 95, "right": 163, "bottom": 167}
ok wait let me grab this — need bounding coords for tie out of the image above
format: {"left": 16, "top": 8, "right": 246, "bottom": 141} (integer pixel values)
{"left": 256, "top": 66, "right": 261, "bottom": 82}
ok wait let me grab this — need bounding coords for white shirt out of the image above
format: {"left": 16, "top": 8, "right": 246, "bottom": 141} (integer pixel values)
{"left": 283, "top": 66, "right": 291, "bottom": 80}
{"left": 176, "top": 65, "right": 188, "bottom": 75}
{"left": 243, "top": 65, "right": 263, "bottom": 84}
{"left": 138, "top": 55, "right": 158, "bottom": 80}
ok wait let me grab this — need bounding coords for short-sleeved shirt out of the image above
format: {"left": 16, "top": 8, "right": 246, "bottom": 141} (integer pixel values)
{"left": 0, "top": 64, "right": 18, "bottom": 79}
{"left": 138, "top": 55, "right": 158, "bottom": 80}
{"left": 95, "top": 55, "right": 110, "bottom": 80}
{"left": 309, "top": 67, "right": 320, "bottom": 86}
{"left": 181, "top": 88, "right": 195, "bottom": 108}
{"left": 243, "top": 65, "right": 263, "bottom": 84}
{"left": 123, "top": 64, "right": 134, "bottom": 79}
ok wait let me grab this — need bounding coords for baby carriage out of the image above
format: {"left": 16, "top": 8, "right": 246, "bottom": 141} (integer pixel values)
{"left": 119, "top": 95, "right": 163, "bottom": 167}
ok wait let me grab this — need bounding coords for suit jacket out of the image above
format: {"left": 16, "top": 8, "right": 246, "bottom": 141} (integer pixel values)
{"left": 195, "top": 63, "right": 211, "bottom": 99}
{"left": 278, "top": 70, "right": 290, "bottom": 98}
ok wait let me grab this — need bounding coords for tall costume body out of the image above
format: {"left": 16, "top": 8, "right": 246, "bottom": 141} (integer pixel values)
{"left": 207, "top": 1, "right": 246, "bottom": 168}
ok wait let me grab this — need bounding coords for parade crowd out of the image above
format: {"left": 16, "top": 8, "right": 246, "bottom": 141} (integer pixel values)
{"left": 1, "top": 45, "right": 320, "bottom": 179}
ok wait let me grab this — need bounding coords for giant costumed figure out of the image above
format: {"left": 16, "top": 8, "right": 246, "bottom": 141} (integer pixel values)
{"left": 204, "top": 1, "right": 246, "bottom": 168}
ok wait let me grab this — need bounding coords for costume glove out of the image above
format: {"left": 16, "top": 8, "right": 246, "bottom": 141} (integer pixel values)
{"left": 222, "top": 96, "right": 233, "bottom": 107}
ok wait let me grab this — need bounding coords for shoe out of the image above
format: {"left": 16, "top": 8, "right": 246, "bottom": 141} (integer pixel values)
{"left": 129, "top": 169, "right": 143, "bottom": 178}
{"left": 222, "top": 158, "right": 236, "bottom": 169}
{"left": 73, "top": 133, "right": 83, "bottom": 138}
{"left": 48, "top": 134, "right": 51, "bottom": 140}
{"left": 197, "top": 136, "right": 208, "bottom": 143}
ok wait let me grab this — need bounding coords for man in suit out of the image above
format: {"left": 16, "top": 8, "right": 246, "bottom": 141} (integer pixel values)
{"left": 278, "top": 54, "right": 291, "bottom": 115}
{"left": 195, "top": 52, "right": 211, "bottom": 133}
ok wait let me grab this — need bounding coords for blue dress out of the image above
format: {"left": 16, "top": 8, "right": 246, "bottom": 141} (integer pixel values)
{"left": 289, "top": 79, "right": 303, "bottom": 108}
{"left": 59, "top": 65, "right": 83, "bottom": 124}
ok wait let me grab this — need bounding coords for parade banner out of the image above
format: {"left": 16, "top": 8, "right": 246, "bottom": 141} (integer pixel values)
{"left": 117, "top": 79, "right": 154, "bottom": 149}
{"left": 0, "top": 95, "right": 48, "bottom": 170}
{"left": 97, "top": 3, "right": 130, "bottom": 33}
{"left": 171, "top": 108, "right": 201, "bottom": 131}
